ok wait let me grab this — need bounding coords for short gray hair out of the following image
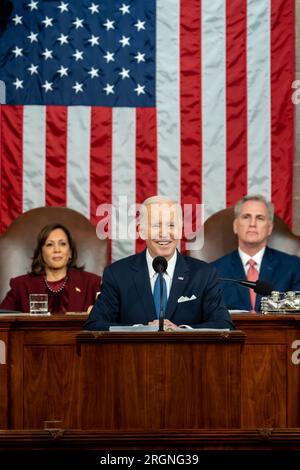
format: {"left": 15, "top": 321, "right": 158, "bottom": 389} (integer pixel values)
{"left": 142, "top": 195, "right": 176, "bottom": 207}
{"left": 234, "top": 194, "right": 274, "bottom": 221}
{"left": 139, "top": 195, "right": 182, "bottom": 231}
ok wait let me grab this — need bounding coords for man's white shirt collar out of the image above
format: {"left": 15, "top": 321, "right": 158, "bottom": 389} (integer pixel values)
{"left": 146, "top": 249, "right": 177, "bottom": 296}
{"left": 238, "top": 246, "right": 266, "bottom": 274}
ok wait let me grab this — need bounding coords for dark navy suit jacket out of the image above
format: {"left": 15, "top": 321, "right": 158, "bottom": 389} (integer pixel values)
{"left": 85, "top": 250, "right": 234, "bottom": 330}
{"left": 212, "top": 247, "right": 300, "bottom": 311}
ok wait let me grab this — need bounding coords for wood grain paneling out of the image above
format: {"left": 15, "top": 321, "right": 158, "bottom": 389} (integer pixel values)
{"left": 234, "top": 314, "right": 300, "bottom": 428}
{"left": 1, "top": 314, "right": 300, "bottom": 431}
{"left": 0, "top": 329, "right": 8, "bottom": 428}
{"left": 23, "top": 346, "right": 80, "bottom": 428}
{"left": 241, "top": 345, "right": 286, "bottom": 427}
{"left": 78, "top": 332, "right": 244, "bottom": 430}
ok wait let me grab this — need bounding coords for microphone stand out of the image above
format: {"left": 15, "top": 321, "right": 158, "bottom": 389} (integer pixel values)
{"left": 158, "top": 272, "right": 164, "bottom": 332}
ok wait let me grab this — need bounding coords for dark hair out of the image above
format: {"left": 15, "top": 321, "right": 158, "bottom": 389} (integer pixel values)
{"left": 30, "top": 223, "right": 83, "bottom": 275}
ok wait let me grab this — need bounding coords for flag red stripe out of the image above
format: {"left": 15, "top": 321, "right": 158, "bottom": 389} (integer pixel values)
{"left": 135, "top": 107, "right": 157, "bottom": 253}
{"left": 270, "top": 0, "right": 294, "bottom": 226}
{"left": 225, "top": 0, "right": 248, "bottom": 206}
{"left": 180, "top": 0, "right": 202, "bottom": 251}
{"left": 0, "top": 106, "right": 23, "bottom": 231}
{"left": 90, "top": 107, "right": 113, "bottom": 261}
{"left": 45, "top": 106, "right": 67, "bottom": 206}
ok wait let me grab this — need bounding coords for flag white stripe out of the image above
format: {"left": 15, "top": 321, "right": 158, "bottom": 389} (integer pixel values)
{"left": 156, "top": 0, "right": 181, "bottom": 203}
{"left": 111, "top": 108, "right": 136, "bottom": 262}
{"left": 0, "top": 80, "right": 5, "bottom": 104}
{"left": 201, "top": 0, "right": 227, "bottom": 219}
{"left": 23, "top": 106, "right": 46, "bottom": 211}
{"left": 247, "top": 0, "right": 271, "bottom": 197}
{"left": 67, "top": 106, "right": 91, "bottom": 218}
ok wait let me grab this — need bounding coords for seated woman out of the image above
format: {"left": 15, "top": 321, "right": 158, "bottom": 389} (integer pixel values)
{"left": 0, "top": 223, "right": 101, "bottom": 313}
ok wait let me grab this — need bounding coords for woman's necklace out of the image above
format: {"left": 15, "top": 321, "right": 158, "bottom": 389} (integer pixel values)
{"left": 44, "top": 275, "right": 68, "bottom": 293}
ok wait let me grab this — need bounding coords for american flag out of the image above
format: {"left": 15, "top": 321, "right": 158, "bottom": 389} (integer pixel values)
{"left": 0, "top": 0, "right": 295, "bottom": 262}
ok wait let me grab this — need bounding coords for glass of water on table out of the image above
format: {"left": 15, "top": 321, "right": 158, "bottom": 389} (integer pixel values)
{"left": 29, "top": 294, "right": 49, "bottom": 315}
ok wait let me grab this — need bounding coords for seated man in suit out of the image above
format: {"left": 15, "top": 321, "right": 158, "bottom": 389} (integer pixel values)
{"left": 85, "top": 195, "right": 234, "bottom": 330}
{"left": 212, "top": 194, "right": 300, "bottom": 312}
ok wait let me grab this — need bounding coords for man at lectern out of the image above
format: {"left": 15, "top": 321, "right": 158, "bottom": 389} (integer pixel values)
{"left": 84, "top": 195, "right": 234, "bottom": 331}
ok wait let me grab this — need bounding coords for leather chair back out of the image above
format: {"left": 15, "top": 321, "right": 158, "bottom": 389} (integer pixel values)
{"left": 187, "top": 207, "right": 300, "bottom": 262}
{"left": 0, "top": 207, "right": 108, "bottom": 302}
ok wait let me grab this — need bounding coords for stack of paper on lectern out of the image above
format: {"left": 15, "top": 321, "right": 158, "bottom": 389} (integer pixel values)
{"left": 229, "top": 309, "right": 250, "bottom": 313}
{"left": 0, "top": 310, "right": 28, "bottom": 315}
{"left": 109, "top": 325, "right": 230, "bottom": 332}
{"left": 109, "top": 325, "right": 159, "bottom": 332}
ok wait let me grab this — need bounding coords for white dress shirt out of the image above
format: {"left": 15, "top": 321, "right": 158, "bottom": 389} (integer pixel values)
{"left": 146, "top": 249, "right": 177, "bottom": 298}
{"left": 238, "top": 246, "right": 266, "bottom": 275}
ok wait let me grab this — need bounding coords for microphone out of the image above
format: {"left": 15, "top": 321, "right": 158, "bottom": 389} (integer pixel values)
{"left": 152, "top": 256, "right": 168, "bottom": 331}
{"left": 218, "top": 278, "right": 273, "bottom": 296}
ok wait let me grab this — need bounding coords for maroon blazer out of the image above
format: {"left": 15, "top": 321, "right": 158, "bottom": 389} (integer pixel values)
{"left": 0, "top": 269, "right": 101, "bottom": 313}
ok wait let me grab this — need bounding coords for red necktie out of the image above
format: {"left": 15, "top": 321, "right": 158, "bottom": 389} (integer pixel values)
{"left": 247, "top": 259, "right": 259, "bottom": 312}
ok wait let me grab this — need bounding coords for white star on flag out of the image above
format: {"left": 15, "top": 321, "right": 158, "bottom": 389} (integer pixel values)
{"left": 88, "top": 67, "right": 100, "bottom": 78}
{"left": 103, "top": 83, "right": 114, "bottom": 95}
{"left": 57, "top": 66, "right": 68, "bottom": 77}
{"left": 27, "top": 32, "right": 38, "bottom": 43}
{"left": 119, "top": 4, "right": 130, "bottom": 15}
{"left": 12, "top": 15, "right": 23, "bottom": 26}
{"left": 42, "top": 49, "right": 53, "bottom": 60}
{"left": 103, "top": 19, "right": 115, "bottom": 31}
{"left": 103, "top": 51, "right": 114, "bottom": 63}
{"left": 119, "top": 36, "right": 130, "bottom": 47}
{"left": 89, "top": 3, "right": 100, "bottom": 14}
{"left": 134, "top": 84, "right": 145, "bottom": 95}
{"left": 28, "top": 1, "right": 38, "bottom": 11}
{"left": 42, "top": 17, "right": 54, "bottom": 28}
{"left": 28, "top": 64, "right": 39, "bottom": 75}
{"left": 73, "top": 18, "right": 84, "bottom": 29}
{"left": 134, "top": 52, "right": 145, "bottom": 63}
{"left": 73, "top": 50, "right": 84, "bottom": 61}
{"left": 134, "top": 20, "right": 145, "bottom": 31}
{"left": 119, "top": 68, "right": 130, "bottom": 79}
{"left": 12, "top": 46, "right": 23, "bottom": 57}
{"left": 57, "top": 2, "right": 69, "bottom": 13}
{"left": 88, "top": 35, "right": 100, "bottom": 46}
{"left": 72, "top": 82, "right": 83, "bottom": 93}
{"left": 13, "top": 78, "right": 23, "bottom": 89}
{"left": 42, "top": 81, "right": 53, "bottom": 92}
{"left": 57, "top": 34, "right": 68, "bottom": 45}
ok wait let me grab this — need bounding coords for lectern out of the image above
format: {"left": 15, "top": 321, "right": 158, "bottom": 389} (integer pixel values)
{"left": 1, "top": 315, "right": 300, "bottom": 431}
{"left": 77, "top": 330, "right": 246, "bottom": 430}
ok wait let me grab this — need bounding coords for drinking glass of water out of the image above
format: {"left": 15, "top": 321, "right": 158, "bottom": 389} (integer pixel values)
{"left": 29, "top": 294, "right": 49, "bottom": 315}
